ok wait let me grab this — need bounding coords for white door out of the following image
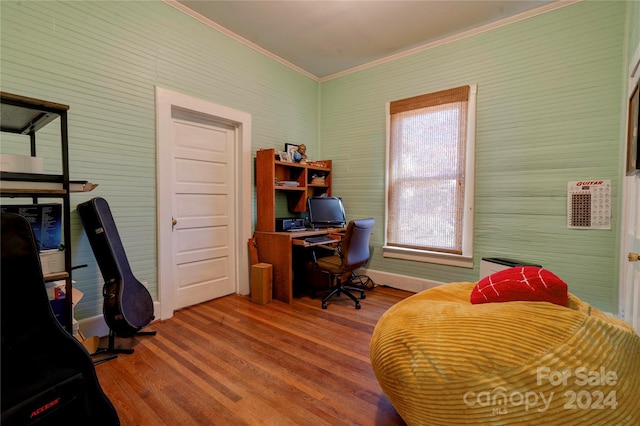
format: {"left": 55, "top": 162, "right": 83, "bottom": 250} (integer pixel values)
{"left": 620, "top": 46, "right": 640, "bottom": 334}
{"left": 156, "top": 87, "right": 252, "bottom": 321}
{"left": 620, "top": 175, "right": 639, "bottom": 334}
{"left": 156, "top": 87, "right": 252, "bottom": 320}
{"left": 172, "top": 115, "right": 236, "bottom": 309}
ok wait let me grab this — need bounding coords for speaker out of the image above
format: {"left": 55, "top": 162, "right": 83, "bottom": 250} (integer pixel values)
{"left": 276, "top": 217, "right": 305, "bottom": 231}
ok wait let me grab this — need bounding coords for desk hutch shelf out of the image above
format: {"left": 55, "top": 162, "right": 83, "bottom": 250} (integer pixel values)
{"left": 1, "top": 92, "right": 85, "bottom": 333}
{"left": 255, "top": 148, "right": 332, "bottom": 232}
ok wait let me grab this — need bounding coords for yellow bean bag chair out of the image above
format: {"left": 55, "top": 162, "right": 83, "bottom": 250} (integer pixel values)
{"left": 370, "top": 282, "right": 640, "bottom": 425}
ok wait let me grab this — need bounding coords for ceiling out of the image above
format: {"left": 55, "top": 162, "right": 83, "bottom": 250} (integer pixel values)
{"left": 174, "top": 1, "right": 561, "bottom": 79}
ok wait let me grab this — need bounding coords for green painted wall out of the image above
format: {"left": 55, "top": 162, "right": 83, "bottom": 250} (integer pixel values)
{"left": 320, "top": 1, "right": 628, "bottom": 312}
{"left": 0, "top": 1, "right": 318, "bottom": 320}
{"left": 1, "top": 1, "right": 634, "bottom": 317}
{"left": 628, "top": 0, "right": 640, "bottom": 62}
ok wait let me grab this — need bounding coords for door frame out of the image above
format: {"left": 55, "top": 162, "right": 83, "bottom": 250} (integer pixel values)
{"left": 156, "top": 86, "right": 252, "bottom": 320}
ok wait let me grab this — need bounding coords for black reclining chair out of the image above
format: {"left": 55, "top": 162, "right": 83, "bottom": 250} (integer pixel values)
{"left": 312, "top": 218, "right": 375, "bottom": 309}
{"left": 1, "top": 212, "right": 119, "bottom": 426}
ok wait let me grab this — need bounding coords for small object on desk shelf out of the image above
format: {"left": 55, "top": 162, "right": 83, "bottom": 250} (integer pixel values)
{"left": 288, "top": 227, "right": 307, "bottom": 232}
{"left": 276, "top": 217, "right": 305, "bottom": 231}
{"left": 308, "top": 160, "right": 329, "bottom": 168}
{"left": 310, "top": 172, "right": 326, "bottom": 185}
{"left": 275, "top": 180, "right": 299, "bottom": 187}
{"left": 277, "top": 151, "right": 290, "bottom": 162}
{"left": 293, "top": 144, "right": 307, "bottom": 164}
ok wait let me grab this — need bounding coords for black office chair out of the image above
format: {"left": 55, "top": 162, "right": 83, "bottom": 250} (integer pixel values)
{"left": 312, "top": 218, "right": 374, "bottom": 309}
{"left": 1, "top": 213, "right": 120, "bottom": 426}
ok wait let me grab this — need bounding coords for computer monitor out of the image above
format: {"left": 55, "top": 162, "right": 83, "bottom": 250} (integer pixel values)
{"left": 307, "top": 196, "right": 346, "bottom": 229}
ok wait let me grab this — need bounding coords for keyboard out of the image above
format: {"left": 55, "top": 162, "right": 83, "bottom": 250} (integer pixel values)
{"left": 305, "top": 236, "right": 335, "bottom": 244}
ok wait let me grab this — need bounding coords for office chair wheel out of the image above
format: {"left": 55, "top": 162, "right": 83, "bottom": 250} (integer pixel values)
{"left": 355, "top": 302, "right": 361, "bottom": 309}
{"left": 360, "top": 293, "right": 366, "bottom": 299}
{"left": 322, "top": 302, "right": 328, "bottom": 309}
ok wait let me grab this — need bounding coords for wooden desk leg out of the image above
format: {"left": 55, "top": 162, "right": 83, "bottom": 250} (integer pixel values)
{"left": 254, "top": 232, "right": 293, "bottom": 303}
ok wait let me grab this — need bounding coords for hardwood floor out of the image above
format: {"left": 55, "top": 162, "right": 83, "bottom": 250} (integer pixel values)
{"left": 94, "top": 285, "right": 412, "bottom": 425}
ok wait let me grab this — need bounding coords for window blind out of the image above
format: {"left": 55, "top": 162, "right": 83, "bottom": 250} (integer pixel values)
{"left": 387, "top": 85, "right": 470, "bottom": 254}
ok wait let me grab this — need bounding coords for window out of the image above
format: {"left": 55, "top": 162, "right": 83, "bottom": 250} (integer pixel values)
{"left": 384, "top": 84, "right": 477, "bottom": 267}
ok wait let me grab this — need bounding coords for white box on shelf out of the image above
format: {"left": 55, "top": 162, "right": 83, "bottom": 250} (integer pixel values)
{"left": 40, "top": 249, "right": 65, "bottom": 274}
{"left": 0, "top": 153, "right": 43, "bottom": 173}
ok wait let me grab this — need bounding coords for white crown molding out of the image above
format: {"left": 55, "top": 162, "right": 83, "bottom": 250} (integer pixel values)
{"left": 163, "top": 0, "right": 319, "bottom": 81}
{"left": 165, "top": 0, "right": 580, "bottom": 82}
{"left": 321, "top": 0, "right": 582, "bottom": 82}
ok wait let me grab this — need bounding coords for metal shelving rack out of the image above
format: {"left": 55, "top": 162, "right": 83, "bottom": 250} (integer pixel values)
{"left": 1, "top": 92, "right": 74, "bottom": 333}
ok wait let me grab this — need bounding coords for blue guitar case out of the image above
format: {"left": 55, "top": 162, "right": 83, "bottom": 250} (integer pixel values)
{"left": 77, "top": 197, "right": 154, "bottom": 338}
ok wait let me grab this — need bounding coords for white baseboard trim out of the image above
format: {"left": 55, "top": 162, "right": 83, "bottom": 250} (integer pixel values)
{"left": 77, "top": 301, "right": 162, "bottom": 338}
{"left": 77, "top": 273, "right": 436, "bottom": 337}
{"left": 360, "top": 268, "right": 444, "bottom": 294}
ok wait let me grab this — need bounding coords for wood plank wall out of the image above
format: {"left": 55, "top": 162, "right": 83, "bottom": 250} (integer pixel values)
{"left": 0, "top": 1, "right": 319, "bottom": 320}
{"left": 320, "top": 1, "right": 628, "bottom": 312}
{"left": 1, "top": 1, "right": 634, "bottom": 317}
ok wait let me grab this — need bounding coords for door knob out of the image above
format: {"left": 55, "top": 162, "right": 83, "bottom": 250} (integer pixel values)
{"left": 172, "top": 217, "right": 177, "bottom": 230}
{"left": 629, "top": 252, "right": 639, "bottom": 262}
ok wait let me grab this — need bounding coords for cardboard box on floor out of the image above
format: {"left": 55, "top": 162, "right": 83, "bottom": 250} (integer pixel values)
{"left": 46, "top": 283, "right": 99, "bottom": 354}
{"left": 67, "top": 288, "right": 101, "bottom": 354}
{"left": 77, "top": 331, "right": 100, "bottom": 355}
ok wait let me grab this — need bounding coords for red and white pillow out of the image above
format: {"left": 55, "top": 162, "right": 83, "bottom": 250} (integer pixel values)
{"left": 471, "top": 266, "right": 568, "bottom": 307}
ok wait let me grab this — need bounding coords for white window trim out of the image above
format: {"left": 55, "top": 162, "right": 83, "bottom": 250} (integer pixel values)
{"left": 383, "top": 83, "right": 477, "bottom": 268}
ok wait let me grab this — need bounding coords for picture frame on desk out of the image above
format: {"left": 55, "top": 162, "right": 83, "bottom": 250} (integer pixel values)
{"left": 285, "top": 143, "right": 299, "bottom": 162}
{"left": 626, "top": 83, "right": 639, "bottom": 176}
{"left": 278, "top": 151, "right": 291, "bottom": 162}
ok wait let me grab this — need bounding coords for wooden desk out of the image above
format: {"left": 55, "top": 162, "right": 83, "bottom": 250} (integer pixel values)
{"left": 253, "top": 228, "right": 344, "bottom": 303}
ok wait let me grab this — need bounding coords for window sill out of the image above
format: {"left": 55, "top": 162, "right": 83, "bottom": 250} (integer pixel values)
{"left": 382, "top": 245, "right": 473, "bottom": 268}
